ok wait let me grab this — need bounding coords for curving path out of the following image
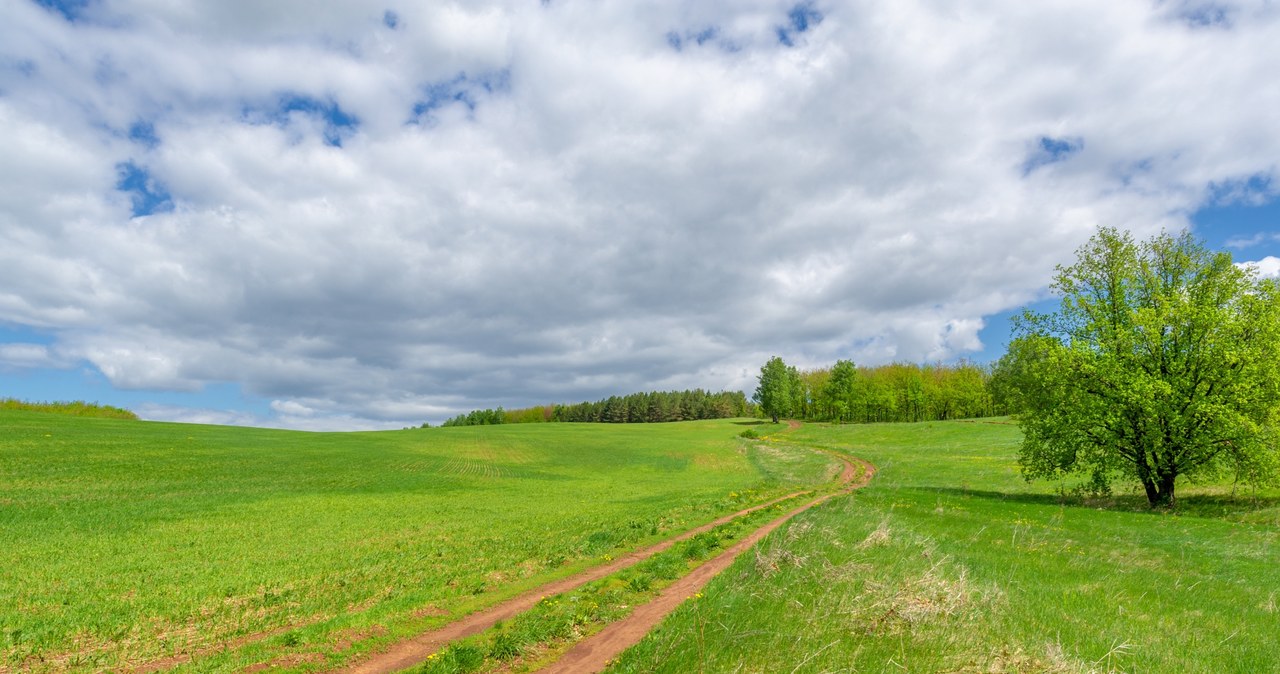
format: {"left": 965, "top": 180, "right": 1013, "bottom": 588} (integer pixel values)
{"left": 338, "top": 495, "right": 821, "bottom": 673}
{"left": 335, "top": 441, "right": 872, "bottom": 674}
{"left": 131, "top": 425, "right": 870, "bottom": 674}
{"left": 539, "top": 454, "right": 875, "bottom": 673}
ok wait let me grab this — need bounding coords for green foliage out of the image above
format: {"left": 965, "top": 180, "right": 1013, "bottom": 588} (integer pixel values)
{"left": 0, "top": 413, "right": 829, "bottom": 671}
{"left": 0, "top": 398, "right": 137, "bottom": 420}
{"left": 753, "top": 356, "right": 802, "bottom": 423}
{"left": 1006, "top": 228, "right": 1280, "bottom": 506}
{"left": 440, "top": 390, "right": 753, "bottom": 427}
{"left": 754, "top": 359, "right": 1001, "bottom": 424}
{"left": 553, "top": 390, "right": 753, "bottom": 424}
{"left": 441, "top": 406, "right": 508, "bottom": 427}
{"left": 822, "top": 359, "right": 858, "bottom": 422}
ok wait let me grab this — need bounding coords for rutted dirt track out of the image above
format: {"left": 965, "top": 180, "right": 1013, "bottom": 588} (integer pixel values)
{"left": 338, "top": 495, "right": 815, "bottom": 674}
{"left": 131, "top": 486, "right": 815, "bottom": 674}
{"left": 541, "top": 455, "right": 875, "bottom": 674}
{"left": 341, "top": 450, "right": 875, "bottom": 674}
{"left": 129, "top": 430, "right": 873, "bottom": 674}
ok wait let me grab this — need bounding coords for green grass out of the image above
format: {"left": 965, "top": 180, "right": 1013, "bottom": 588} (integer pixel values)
{"left": 410, "top": 495, "right": 800, "bottom": 674}
{"left": 607, "top": 420, "right": 1280, "bottom": 674}
{"left": 0, "top": 413, "right": 834, "bottom": 672}
{"left": 0, "top": 398, "right": 137, "bottom": 419}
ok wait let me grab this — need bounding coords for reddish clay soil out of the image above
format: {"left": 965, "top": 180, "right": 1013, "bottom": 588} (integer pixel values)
{"left": 334, "top": 496, "right": 818, "bottom": 674}
{"left": 336, "top": 454, "right": 873, "bottom": 674}
{"left": 128, "top": 493, "right": 807, "bottom": 674}
{"left": 126, "top": 419, "right": 871, "bottom": 674}
{"left": 541, "top": 456, "right": 875, "bottom": 674}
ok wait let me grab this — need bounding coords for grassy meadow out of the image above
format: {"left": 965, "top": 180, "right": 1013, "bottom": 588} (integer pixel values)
{"left": 0, "top": 412, "right": 836, "bottom": 672}
{"left": 607, "top": 420, "right": 1280, "bottom": 673}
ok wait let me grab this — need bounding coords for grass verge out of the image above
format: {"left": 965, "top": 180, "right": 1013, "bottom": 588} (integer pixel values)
{"left": 606, "top": 420, "right": 1280, "bottom": 674}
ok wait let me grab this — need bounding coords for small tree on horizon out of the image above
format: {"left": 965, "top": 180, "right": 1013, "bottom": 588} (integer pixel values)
{"left": 1002, "top": 227, "right": 1280, "bottom": 507}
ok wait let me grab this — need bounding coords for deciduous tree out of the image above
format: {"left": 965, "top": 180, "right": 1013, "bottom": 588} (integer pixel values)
{"left": 1006, "top": 228, "right": 1280, "bottom": 506}
{"left": 754, "top": 356, "right": 800, "bottom": 423}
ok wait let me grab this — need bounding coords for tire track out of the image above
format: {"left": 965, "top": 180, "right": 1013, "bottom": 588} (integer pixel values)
{"left": 130, "top": 427, "right": 855, "bottom": 674}
{"left": 335, "top": 491, "right": 821, "bottom": 674}
{"left": 539, "top": 455, "right": 875, "bottom": 674}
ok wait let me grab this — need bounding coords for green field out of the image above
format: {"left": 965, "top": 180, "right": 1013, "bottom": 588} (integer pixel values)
{"left": 608, "top": 421, "right": 1280, "bottom": 673}
{"left": 0, "top": 412, "right": 835, "bottom": 672}
{"left": 7, "top": 413, "right": 1279, "bottom": 674}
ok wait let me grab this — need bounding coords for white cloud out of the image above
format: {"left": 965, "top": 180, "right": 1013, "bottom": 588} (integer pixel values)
{"left": 1240, "top": 256, "right": 1280, "bottom": 279}
{"left": 1226, "top": 232, "right": 1280, "bottom": 249}
{"left": 135, "top": 403, "right": 408, "bottom": 431}
{"left": 0, "top": 343, "right": 70, "bottom": 370}
{"left": 2, "top": 0, "right": 1279, "bottom": 427}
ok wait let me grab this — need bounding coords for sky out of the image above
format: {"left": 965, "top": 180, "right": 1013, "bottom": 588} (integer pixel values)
{"left": 2, "top": 0, "right": 1279, "bottom": 431}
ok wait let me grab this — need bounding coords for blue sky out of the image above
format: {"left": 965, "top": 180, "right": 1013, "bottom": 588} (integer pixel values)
{"left": 3, "top": 0, "right": 1280, "bottom": 429}
{"left": 974, "top": 197, "right": 1280, "bottom": 363}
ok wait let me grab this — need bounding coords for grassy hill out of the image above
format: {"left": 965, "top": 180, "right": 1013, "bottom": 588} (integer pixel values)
{"left": 608, "top": 421, "right": 1280, "bottom": 673}
{"left": 7, "top": 412, "right": 1277, "bottom": 673}
{"left": 0, "top": 412, "right": 834, "bottom": 672}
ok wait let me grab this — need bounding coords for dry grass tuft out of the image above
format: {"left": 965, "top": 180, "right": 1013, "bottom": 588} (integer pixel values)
{"left": 856, "top": 520, "right": 893, "bottom": 549}
{"left": 753, "top": 545, "right": 808, "bottom": 578}
{"left": 945, "top": 642, "right": 1085, "bottom": 674}
{"left": 852, "top": 564, "right": 989, "bottom": 636}
{"left": 786, "top": 521, "right": 813, "bottom": 541}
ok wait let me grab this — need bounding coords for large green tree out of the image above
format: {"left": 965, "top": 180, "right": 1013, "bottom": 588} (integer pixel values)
{"left": 821, "top": 359, "right": 859, "bottom": 422}
{"left": 1004, "top": 228, "right": 1280, "bottom": 506}
{"left": 754, "top": 356, "right": 801, "bottom": 423}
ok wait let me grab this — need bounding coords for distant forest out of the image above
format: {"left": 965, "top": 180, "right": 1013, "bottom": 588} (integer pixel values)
{"left": 438, "top": 389, "right": 753, "bottom": 427}
{"left": 436, "top": 358, "right": 1006, "bottom": 428}
{"left": 756, "top": 359, "right": 1004, "bottom": 424}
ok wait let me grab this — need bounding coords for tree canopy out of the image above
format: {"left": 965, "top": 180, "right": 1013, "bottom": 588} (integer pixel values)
{"left": 754, "top": 356, "right": 801, "bottom": 423}
{"left": 439, "top": 389, "right": 753, "bottom": 427}
{"left": 998, "top": 228, "right": 1280, "bottom": 506}
{"left": 753, "top": 357, "right": 1000, "bottom": 424}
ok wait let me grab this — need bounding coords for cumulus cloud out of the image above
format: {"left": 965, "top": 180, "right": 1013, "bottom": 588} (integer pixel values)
{"left": 0, "top": 343, "right": 71, "bottom": 370}
{"left": 1240, "top": 256, "right": 1280, "bottom": 279}
{"left": 2, "top": 0, "right": 1279, "bottom": 427}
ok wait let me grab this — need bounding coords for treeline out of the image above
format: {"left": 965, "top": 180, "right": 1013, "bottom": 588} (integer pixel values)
{"left": 0, "top": 398, "right": 138, "bottom": 420}
{"left": 755, "top": 357, "right": 1003, "bottom": 424}
{"left": 439, "top": 389, "right": 754, "bottom": 427}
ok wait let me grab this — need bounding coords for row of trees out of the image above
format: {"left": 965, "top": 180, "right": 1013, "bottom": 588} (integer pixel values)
{"left": 439, "top": 389, "right": 755, "bottom": 427}
{"left": 754, "top": 357, "right": 1001, "bottom": 424}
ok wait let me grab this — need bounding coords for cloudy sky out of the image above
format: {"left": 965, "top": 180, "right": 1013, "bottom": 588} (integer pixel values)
{"left": 2, "top": 0, "right": 1279, "bottom": 430}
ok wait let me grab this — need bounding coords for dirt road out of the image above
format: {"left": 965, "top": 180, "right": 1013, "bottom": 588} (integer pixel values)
{"left": 539, "top": 456, "right": 874, "bottom": 673}
{"left": 339, "top": 494, "right": 827, "bottom": 673}
{"left": 338, "top": 452, "right": 872, "bottom": 674}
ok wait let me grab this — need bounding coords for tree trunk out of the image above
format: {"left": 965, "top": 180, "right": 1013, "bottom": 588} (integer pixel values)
{"left": 1140, "top": 476, "right": 1159, "bottom": 505}
{"left": 1141, "top": 471, "right": 1177, "bottom": 507}
{"left": 1157, "top": 471, "right": 1177, "bottom": 506}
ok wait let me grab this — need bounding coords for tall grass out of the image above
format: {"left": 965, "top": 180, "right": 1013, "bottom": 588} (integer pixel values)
{"left": 0, "top": 398, "right": 137, "bottom": 419}
{"left": 607, "top": 421, "right": 1280, "bottom": 673}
